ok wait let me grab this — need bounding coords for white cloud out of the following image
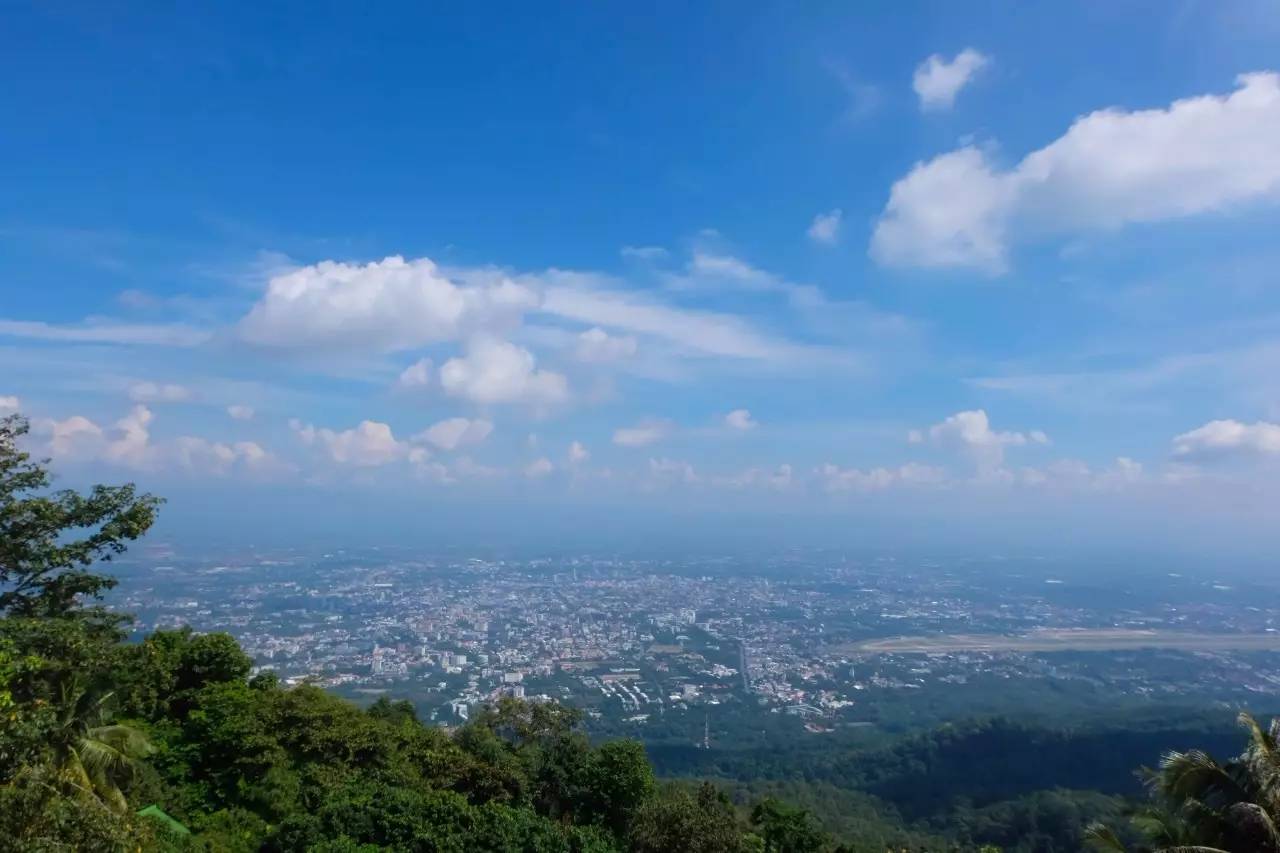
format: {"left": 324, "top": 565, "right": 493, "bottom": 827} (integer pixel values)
{"left": 128, "top": 381, "right": 191, "bottom": 404}
{"left": 1173, "top": 419, "right": 1280, "bottom": 459}
{"left": 818, "top": 462, "right": 945, "bottom": 492}
{"left": 227, "top": 404, "right": 255, "bottom": 420}
{"left": 396, "top": 358, "right": 433, "bottom": 389}
{"left": 292, "top": 418, "right": 407, "bottom": 466}
{"left": 568, "top": 441, "right": 590, "bottom": 464}
{"left": 648, "top": 457, "right": 698, "bottom": 484}
{"left": 239, "top": 255, "right": 537, "bottom": 352}
{"left": 620, "top": 245, "right": 669, "bottom": 262}
{"left": 1018, "top": 457, "right": 1144, "bottom": 491}
{"left": 717, "top": 464, "right": 794, "bottom": 490}
{"left": 171, "top": 436, "right": 285, "bottom": 477}
{"left": 539, "top": 275, "right": 803, "bottom": 361}
{"left": 913, "top": 48, "right": 990, "bottom": 111}
{"left": 524, "top": 457, "right": 553, "bottom": 478}
{"left": 0, "top": 319, "right": 210, "bottom": 347}
{"left": 415, "top": 417, "right": 493, "bottom": 451}
{"left": 724, "top": 409, "right": 757, "bottom": 431}
{"left": 574, "top": 327, "right": 638, "bottom": 363}
{"left": 0, "top": 395, "right": 19, "bottom": 413}
{"left": 104, "top": 405, "right": 153, "bottom": 466}
{"left": 40, "top": 414, "right": 105, "bottom": 459}
{"left": 875, "top": 73, "right": 1280, "bottom": 271}
{"left": 807, "top": 209, "right": 843, "bottom": 245}
{"left": 439, "top": 336, "right": 569, "bottom": 406}
{"left": 613, "top": 419, "right": 672, "bottom": 447}
{"left": 36, "top": 405, "right": 283, "bottom": 476}
{"left": 914, "top": 409, "right": 1048, "bottom": 470}
{"left": 872, "top": 147, "right": 1016, "bottom": 272}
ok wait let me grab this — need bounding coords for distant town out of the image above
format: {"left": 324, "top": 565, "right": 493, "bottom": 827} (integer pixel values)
{"left": 109, "top": 546, "right": 1280, "bottom": 741}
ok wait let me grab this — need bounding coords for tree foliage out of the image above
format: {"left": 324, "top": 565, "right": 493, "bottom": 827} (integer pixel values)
{"left": 1088, "top": 712, "right": 1280, "bottom": 853}
{"left": 0, "top": 414, "right": 161, "bottom": 619}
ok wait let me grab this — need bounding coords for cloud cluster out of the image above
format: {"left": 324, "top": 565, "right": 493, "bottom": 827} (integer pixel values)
{"left": 128, "top": 381, "right": 191, "bottom": 403}
{"left": 807, "top": 209, "right": 843, "bottom": 245}
{"left": 1173, "top": 419, "right": 1280, "bottom": 459}
{"left": 909, "top": 409, "right": 1048, "bottom": 470}
{"left": 239, "top": 256, "right": 536, "bottom": 352}
{"left": 817, "top": 462, "right": 945, "bottom": 492}
{"left": 874, "top": 73, "right": 1280, "bottom": 271}
{"left": 291, "top": 418, "right": 408, "bottom": 467}
{"left": 613, "top": 419, "right": 672, "bottom": 447}
{"left": 574, "top": 327, "right": 638, "bottom": 363}
{"left": 396, "top": 358, "right": 433, "bottom": 389}
{"left": 439, "top": 337, "right": 569, "bottom": 407}
{"left": 38, "top": 405, "right": 280, "bottom": 476}
{"left": 913, "top": 48, "right": 989, "bottom": 111}
{"left": 415, "top": 417, "right": 493, "bottom": 451}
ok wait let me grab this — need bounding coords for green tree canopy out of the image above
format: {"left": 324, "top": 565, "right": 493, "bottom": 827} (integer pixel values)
{"left": 0, "top": 414, "right": 161, "bottom": 619}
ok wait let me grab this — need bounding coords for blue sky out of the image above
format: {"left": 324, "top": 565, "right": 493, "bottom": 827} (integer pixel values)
{"left": 4, "top": 2, "right": 1280, "bottom": 552}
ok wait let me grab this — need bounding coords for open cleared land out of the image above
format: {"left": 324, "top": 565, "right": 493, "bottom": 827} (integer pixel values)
{"left": 834, "top": 629, "right": 1280, "bottom": 655}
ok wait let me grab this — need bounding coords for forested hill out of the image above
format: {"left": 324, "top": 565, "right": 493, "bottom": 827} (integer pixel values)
{"left": 650, "top": 711, "right": 1249, "bottom": 817}
{"left": 1, "top": 618, "right": 813, "bottom": 851}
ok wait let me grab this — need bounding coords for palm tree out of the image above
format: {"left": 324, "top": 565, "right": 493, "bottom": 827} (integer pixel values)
{"left": 44, "top": 682, "right": 152, "bottom": 812}
{"left": 1087, "top": 713, "right": 1280, "bottom": 853}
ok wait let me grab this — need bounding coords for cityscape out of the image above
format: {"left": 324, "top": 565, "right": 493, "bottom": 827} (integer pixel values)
{"left": 110, "top": 546, "right": 1280, "bottom": 740}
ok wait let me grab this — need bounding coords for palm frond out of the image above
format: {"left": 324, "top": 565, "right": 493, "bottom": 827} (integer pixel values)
{"left": 1158, "top": 750, "right": 1252, "bottom": 809}
{"left": 76, "top": 737, "right": 133, "bottom": 779}
{"left": 88, "top": 723, "right": 152, "bottom": 759}
{"left": 1084, "top": 822, "right": 1129, "bottom": 852}
{"left": 1239, "top": 713, "right": 1276, "bottom": 760}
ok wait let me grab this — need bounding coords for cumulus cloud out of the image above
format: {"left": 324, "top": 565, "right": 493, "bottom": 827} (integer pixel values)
{"left": 724, "top": 409, "right": 757, "bottom": 431}
{"left": 396, "top": 358, "right": 432, "bottom": 389}
{"left": 170, "top": 436, "right": 284, "bottom": 477}
{"left": 415, "top": 417, "right": 493, "bottom": 451}
{"left": 874, "top": 73, "right": 1280, "bottom": 271}
{"left": 227, "top": 404, "right": 255, "bottom": 420}
{"left": 1019, "top": 457, "right": 1144, "bottom": 490}
{"left": 648, "top": 457, "right": 698, "bottom": 484}
{"left": 128, "top": 381, "right": 191, "bottom": 403}
{"left": 292, "top": 418, "right": 407, "bottom": 466}
{"left": 524, "top": 457, "right": 553, "bottom": 478}
{"left": 239, "top": 256, "right": 537, "bottom": 352}
{"left": 567, "top": 441, "right": 590, "bottom": 464}
{"left": 1172, "top": 419, "right": 1280, "bottom": 459}
{"left": 37, "top": 405, "right": 282, "bottom": 476}
{"left": 717, "top": 464, "right": 793, "bottom": 490}
{"left": 40, "top": 414, "right": 106, "bottom": 459}
{"left": 817, "top": 462, "right": 946, "bottom": 492}
{"left": 439, "top": 336, "right": 569, "bottom": 406}
{"left": 103, "top": 405, "right": 153, "bottom": 466}
{"left": 912, "top": 409, "right": 1048, "bottom": 470}
{"left": 913, "top": 48, "right": 989, "bottom": 111}
{"left": 613, "top": 419, "right": 672, "bottom": 447}
{"left": 574, "top": 327, "right": 638, "bottom": 363}
{"left": 807, "top": 209, "right": 843, "bottom": 245}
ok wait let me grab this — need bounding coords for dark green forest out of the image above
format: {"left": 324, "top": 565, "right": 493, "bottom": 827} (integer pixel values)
{"left": 4, "top": 410, "right": 1280, "bottom": 852}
